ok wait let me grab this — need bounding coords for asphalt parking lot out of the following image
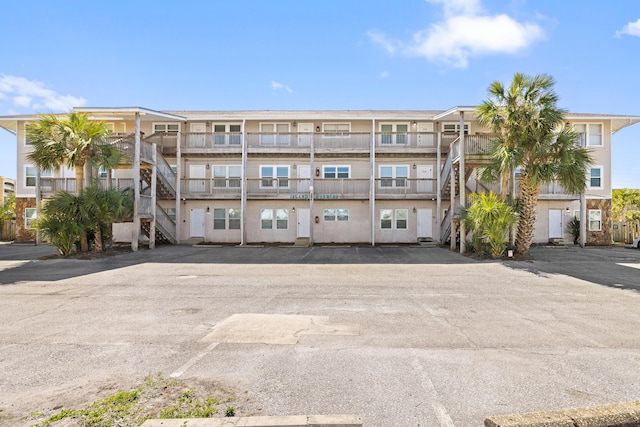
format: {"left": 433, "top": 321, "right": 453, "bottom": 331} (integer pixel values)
{"left": 1, "top": 243, "right": 640, "bottom": 426}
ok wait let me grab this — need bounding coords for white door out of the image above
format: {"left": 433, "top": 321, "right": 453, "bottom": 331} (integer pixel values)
{"left": 417, "top": 122, "right": 434, "bottom": 146}
{"left": 297, "top": 122, "right": 313, "bottom": 146}
{"left": 549, "top": 209, "right": 563, "bottom": 239}
{"left": 190, "top": 208, "right": 205, "bottom": 237}
{"left": 189, "top": 164, "right": 207, "bottom": 193}
{"left": 417, "top": 165, "right": 433, "bottom": 193}
{"left": 417, "top": 208, "right": 433, "bottom": 238}
{"left": 297, "top": 165, "right": 310, "bottom": 192}
{"left": 297, "top": 208, "right": 310, "bottom": 238}
{"left": 190, "top": 123, "right": 206, "bottom": 148}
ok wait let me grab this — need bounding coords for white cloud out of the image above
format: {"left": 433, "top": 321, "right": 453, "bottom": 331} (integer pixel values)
{"left": 368, "top": 0, "right": 544, "bottom": 68}
{"left": 616, "top": 18, "right": 640, "bottom": 38}
{"left": 271, "top": 81, "right": 293, "bottom": 94}
{"left": 0, "top": 74, "right": 86, "bottom": 113}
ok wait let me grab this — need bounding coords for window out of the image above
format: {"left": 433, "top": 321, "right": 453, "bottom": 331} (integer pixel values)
{"left": 229, "top": 208, "right": 241, "bottom": 229}
{"left": 380, "top": 209, "right": 408, "bottom": 229}
{"left": 98, "top": 166, "right": 108, "bottom": 179}
{"left": 260, "top": 123, "right": 290, "bottom": 146}
{"left": 25, "top": 208, "right": 37, "bottom": 229}
{"left": 261, "top": 209, "right": 273, "bottom": 229}
{"left": 443, "top": 123, "right": 469, "bottom": 134}
{"left": 323, "top": 166, "right": 350, "bottom": 179}
{"left": 323, "top": 208, "right": 349, "bottom": 222}
{"left": 323, "top": 123, "right": 350, "bottom": 137}
{"left": 25, "top": 166, "right": 36, "bottom": 187}
{"left": 165, "top": 207, "right": 176, "bottom": 220}
{"left": 276, "top": 209, "right": 289, "bottom": 229}
{"left": 380, "top": 124, "right": 408, "bottom": 145}
{"left": 588, "top": 166, "right": 602, "bottom": 189}
{"left": 379, "top": 165, "right": 408, "bottom": 187}
{"left": 588, "top": 209, "right": 602, "bottom": 231}
{"left": 213, "top": 124, "right": 242, "bottom": 145}
{"left": 213, "top": 165, "right": 241, "bottom": 188}
{"left": 574, "top": 124, "right": 602, "bottom": 147}
{"left": 260, "top": 165, "right": 289, "bottom": 188}
{"left": 213, "top": 208, "right": 226, "bottom": 230}
{"left": 25, "top": 166, "right": 52, "bottom": 187}
{"left": 261, "top": 208, "right": 288, "bottom": 230}
{"left": 153, "top": 123, "right": 180, "bottom": 133}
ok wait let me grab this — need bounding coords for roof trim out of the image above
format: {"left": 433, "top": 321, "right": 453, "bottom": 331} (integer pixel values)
{"left": 73, "top": 107, "right": 186, "bottom": 121}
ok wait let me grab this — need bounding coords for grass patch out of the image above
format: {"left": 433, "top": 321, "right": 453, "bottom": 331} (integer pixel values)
{"left": 30, "top": 373, "right": 244, "bottom": 427}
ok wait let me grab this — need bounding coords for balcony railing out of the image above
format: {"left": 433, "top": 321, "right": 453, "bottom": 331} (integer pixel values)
{"left": 313, "top": 179, "right": 369, "bottom": 197}
{"left": 39, "top": 178, "right": 134, "bottom": 197}
{"left": 139, "top": 195, "right": 152, "bottom": 217}
{"left": 375, "top": 178, "right": 437, "bottom": 196}
{"left": 375, "top": 132, "right": 437, "bottom": 148}
{"left": 180, "top": 178, "right": 242, "bottom": 198}
{"left": 146, "top": 132, "right": 178, "bottom": 154}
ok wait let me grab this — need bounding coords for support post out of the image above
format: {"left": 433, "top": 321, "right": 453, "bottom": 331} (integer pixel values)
{"left": 309, "top": 131, "right": 315, "bottom": 245}
{"left": 149, "top": 142, "right": 157, "bottom": 249}
{"left": 370, "top": 119, "right": 376, "bottom": 246}
{"left": 459, "top": 111, "right": 466, "bottom": 254}
{"left": 436, "top": 131, "right": 441, "bottom": 242}
{"left": 241, "top": 119, "right": 247, "bottom": 246}
{"left": 132, "top": 112, "right": 141, "bottom": 251}
{"left": 175, "top": 129, "right": 181, "bottom": 244}
{"left": 35, "top": 166, "right": 41, "bottom": 245}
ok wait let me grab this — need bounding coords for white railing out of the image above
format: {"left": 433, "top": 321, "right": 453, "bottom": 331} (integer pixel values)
{"left": 246, "top": 178, "right": 307, "bottom": 195}
{"left": 40, "top": 178, "right": 134, "bottom": 195}
{"left": 156, "top": 151, "right": 176, "bottom": 193}
{"left": 313, "top": 179, "right": 369, "bottom": 196}
{"left": 314, "top": 133, "right": 370, "bottom": 150}
{"left": 182, "top": 132, "right": 242, "bottom": 149}
{"left": 375, "top": 132, "right": 437, "bottom": 148}
{"left": 440, "top": 151, "right": 453, "bottom": 194}
{"left": 180, "top": 179, "right": 242, "bottom": 197}
{"left": 146, "top": 132, "right": 178, "bottom": 153}
{"left": 440, "top": 205, "right": 452, "bottom": 243}
{"left": 139, "top": 195, "right": 153, "bottom": 216}
{"left": 140, "top": 140, "right": 155, "bottom": 162}
{"left": 375, "top": 178, "right": 437, "bottom": 195}
{"left": 155, "top": 205, "right": 176, "bottom": 242}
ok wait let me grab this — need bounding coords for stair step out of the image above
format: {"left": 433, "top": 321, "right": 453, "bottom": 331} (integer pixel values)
{"left": 294, "top": 237, "right": 310, "bottom": 247}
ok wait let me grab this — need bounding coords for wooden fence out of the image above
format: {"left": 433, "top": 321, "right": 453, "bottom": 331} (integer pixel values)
{"left": 0, "top": 220, "right": 16, "bottom": 241}
{"left": 613, "top": 221, "right": 639, "bottom": 244}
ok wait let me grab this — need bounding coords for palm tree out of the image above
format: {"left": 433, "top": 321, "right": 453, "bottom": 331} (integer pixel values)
{"left": 36, "top": 191, "right": 88, "bottom": 255}
{"left": 81, "top": 183, "right": 133, "bottom": 251}
{"left": 26, "top": 112, "right": 112, "bottom": 191}
{"left": 476, "top": 73, "right": 593, "bottom": 255}
{"left": 460, "top": 192, "right": 517, "bottom": 258}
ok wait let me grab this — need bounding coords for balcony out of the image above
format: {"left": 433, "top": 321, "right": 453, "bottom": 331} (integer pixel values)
{"left": 375, "top": 178, "right": 437, "bottom": 199}
{"left": 375, "top": 132, "right": 437, "bottom": 153}
{"left": 39, "top": 178, "right": 134, "bottom": 198}
{"left": 180, "top": 178, "right": 242, "bottom": 199}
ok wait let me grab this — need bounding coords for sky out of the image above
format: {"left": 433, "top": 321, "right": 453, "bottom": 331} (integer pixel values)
{"left": 0, "top": 0, "right": 639, "bottom": 187}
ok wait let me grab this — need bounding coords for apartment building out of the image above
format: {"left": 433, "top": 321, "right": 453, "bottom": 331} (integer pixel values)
{"left": 0, "top": 176, "right": 15, "bottom": 204}
{"left": 1, "top": 107, "right": 638, "bottom": 248}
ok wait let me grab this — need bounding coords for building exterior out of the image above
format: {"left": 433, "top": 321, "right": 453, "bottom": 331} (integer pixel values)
{"left": 1, "top": 107, "right": 638, "bottom": 249}
{"left": 0, "top": 176, "right": 15, "bottom": 204}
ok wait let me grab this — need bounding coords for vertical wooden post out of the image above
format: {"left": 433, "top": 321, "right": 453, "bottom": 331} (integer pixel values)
{"left": 459, "top": 111, "right": 466, "bottom": 254}
{"left": 175, "top": 128, "right": 181, "bottom": 244}
{"left": 436, "top": 131, "right": 442, "bottom": 243}
{"left": 132, "top": 112, "right": 141, "bottom": 251}
{"left": 149, "top": 142, "right": 157, "bottom": 249}
{"left": 241, "top": 119, "right": 247, "bottom": 246}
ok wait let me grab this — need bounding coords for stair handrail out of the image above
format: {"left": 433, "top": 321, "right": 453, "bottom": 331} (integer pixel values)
{"left": 155, "top": 205, "right": 176, "bottom": 243}
{"left": 440, "top": 204, "right": 453, "bottom": 244}
{"left": 154, "top": 148, "right": 177, "bottom": 194}
{"left": 440, "top": 149, "right": 453, "bottom": 194}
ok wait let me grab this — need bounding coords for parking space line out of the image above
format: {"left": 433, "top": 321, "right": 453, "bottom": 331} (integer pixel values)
{"left": 411, "top": 348, "right": 456, "bottom": 427}
{"left": 170, "top": 342, "right": 219, "bottom": 378}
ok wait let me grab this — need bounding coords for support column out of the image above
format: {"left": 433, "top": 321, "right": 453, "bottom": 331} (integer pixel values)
{"left": 459, "top": 111, "right": 466, "bottom": 254}
{"left": 175, "top": 129, "right": 181, "bottom": 244}
{"left": 35, "top": 166, "right": 41, "bottom": 245}
{"left": 370, "top": 119, "right": 376, "bottom": 246}
{"left": 241, "top": 119, "right": 247, "bottom": 246}
{"left": 149, "top": 143, "right": 157, "bottom": 249}
{"left": 436, "top": 131, "right": 441, "bottom": 243}
{"left": 450, "top": 138, "right": 456, "bottom": 251}
{"left": 309, "top": 132, "right": 315, "bottom": 245}
{"left": 132, "top": 112, "right": 141, "bottom": 251}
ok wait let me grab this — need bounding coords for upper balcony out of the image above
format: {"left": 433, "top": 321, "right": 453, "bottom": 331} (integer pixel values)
{"left": 39, "top": 178, "right": 134, "bottom": 198}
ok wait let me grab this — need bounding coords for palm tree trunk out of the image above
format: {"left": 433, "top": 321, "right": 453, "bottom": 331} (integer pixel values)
{"left": 94, "top": 225, "right": 103, "bottom": 252}
{"left": 515, "top": 180, "right": 540, "bottom": 255}
{"left": 75, "top": 164, "right": 84, "bottom": 194}
{"left": 500, "top": 171, "right": 510, "bottom": 199}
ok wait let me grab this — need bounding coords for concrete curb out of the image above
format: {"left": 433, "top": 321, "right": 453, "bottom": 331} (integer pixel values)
{"left": 141, "top": 414, "right": 362, "bottom": 427}
{"left": 484, "top": 400, "right": 640, "bottom": 426}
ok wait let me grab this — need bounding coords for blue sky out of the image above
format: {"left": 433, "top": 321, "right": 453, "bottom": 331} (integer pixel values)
{"left": 1, "top": 0, "right": 639, "bottom": 187}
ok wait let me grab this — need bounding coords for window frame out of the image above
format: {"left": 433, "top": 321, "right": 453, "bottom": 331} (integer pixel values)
{"left": 213, "top": 208, "right": 226, "bottom": 230}
{"left": 442, "top": 122, "right": 470, "bottom": 134}
{"left": 213, "top": 165, "right": 242, "bottom": 188}
{"left": 379, "top": 123, "right": 410, "bottom": 145}
{"left": 380, "top": 208, "right": 409, "bottom": 230}
{"left": 573, "top": 123, "right": 603, "bottom": 147}
{"left": 153, "top": 123, "right": 180, "bottom": 133}
{"left": 25, "top": 166, "right": 52, "bottom": 187}
{"left": 322, "top": 165, "right": 351, "bottom": 179}
{"left": 588, "top": 209, "right": 602, "bottom": 231}
{"left": 25, "top": 207, "right": 37, "bottom": 229}
{"left": 260, "top": 208, "right": 288, "bottom": 230}
{"left": 588, "top": 166, "right": 603, "bottom": 189}
{"left": 322, "top": 122, "right": 351, "bottom": 138}
{"left": 260, "top": 123, "right": 290, "bottom": 146}
{"left": 323, "top": 208, "right": 350, "bottom": 222}
{"left": 260, "top": 165, "right": 290, "bottom": 188}
{"left": 379, "top": 165, "right": 409, "bottom": 188}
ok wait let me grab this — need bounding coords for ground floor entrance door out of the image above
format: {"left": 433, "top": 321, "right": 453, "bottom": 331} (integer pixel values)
{"left": 549, "top": 209, "right": 563, "bottom": 239}
{"left": 297, "top": 208, "right": 310, "bottom": 238}
{"left": 417, "top": 208, "right": 433, "bottom": 238}
{"left": 190, "top": 208, "right": 205, "bottom": 237}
